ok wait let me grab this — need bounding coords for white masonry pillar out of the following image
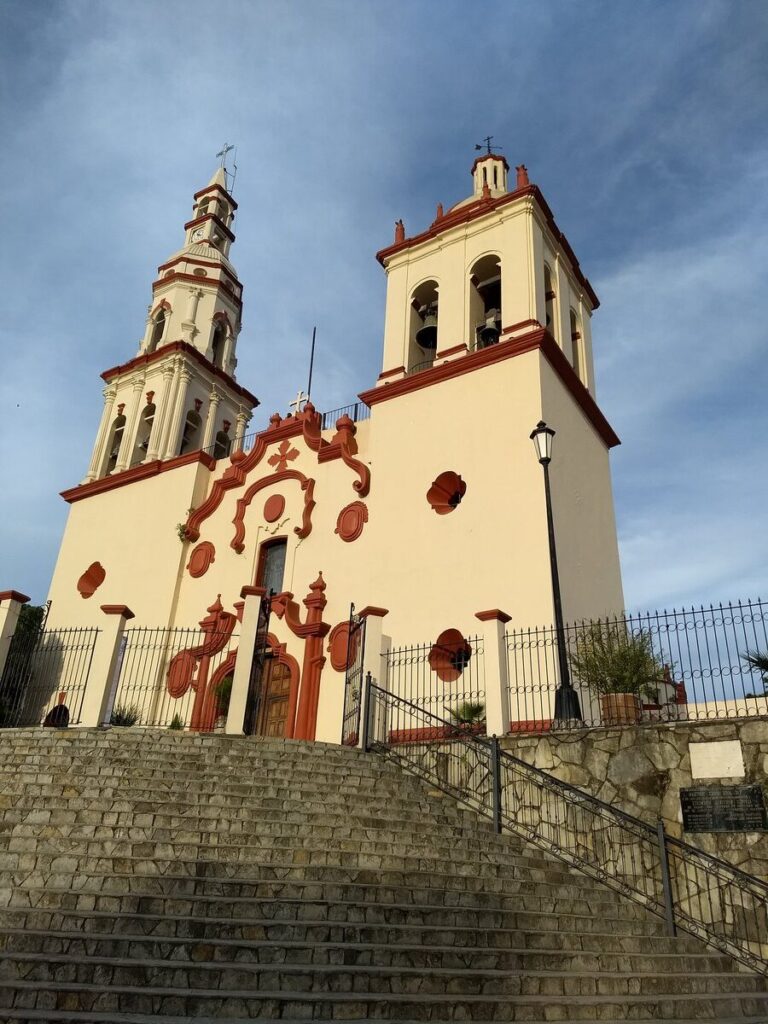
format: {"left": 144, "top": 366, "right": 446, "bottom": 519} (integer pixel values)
{"left": 163, "top": 367, "right": 193, "bottom": 459}
{"left": 225, "top": 586, "right": 266, "bottom": 735}
{"left": 202, "top": 390, "right": 222, "bottom": 452}
{"left": 78, "top": 604, "right": 135, "bottom": 728}
{"left": 475, "top": 609, "right": 512, "bottom": 737}
{"left": 0, "top": 590, "right": 30, "bottom": 682}
{"left": 145, "top": 363, "right": 176, "bottom": 462}
{"left": 84, "top": 386, "right": 118, "bottom": 482}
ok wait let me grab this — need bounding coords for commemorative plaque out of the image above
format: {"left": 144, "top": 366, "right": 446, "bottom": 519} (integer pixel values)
{"left": 680, "top": 784, "right": 767, "bottom": 833}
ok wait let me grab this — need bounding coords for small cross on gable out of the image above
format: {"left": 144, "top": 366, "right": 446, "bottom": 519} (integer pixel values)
{"left": 289, "top": 389, "right": 309, "bottom": 417}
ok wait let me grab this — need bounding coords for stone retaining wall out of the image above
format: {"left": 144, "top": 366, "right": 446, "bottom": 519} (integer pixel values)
{"left": 501, "top": 718, "right": 768, "bottom": 877}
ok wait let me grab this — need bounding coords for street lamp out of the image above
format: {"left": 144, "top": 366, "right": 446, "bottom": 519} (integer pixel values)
{"left": 530, "top": 421, "right": 583, "bottom": 725}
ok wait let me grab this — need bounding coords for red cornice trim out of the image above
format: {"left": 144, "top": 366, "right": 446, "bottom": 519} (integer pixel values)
{"left": 100, "top": 604, "right": 135, "bottom": 620}
{"left": 0, "top": 590, "right": 30, "bottom": 605}
{"left": 152, "top": 272, "right": 243, "bottom": 309}
{"left": 377, "top": 365, "right": 405, "bottom": 381}
{"left": 240, "top": 585, "right": 266, "bottom": 600}
{"left": 61, "top": 450, "right": 217, "bottom": 505}
{"left": 359, "top": 329, "right": 620, "bottom": 448}
{"left": 156, "top": 254, "right": 241, "bottom": 289}
{"left": 475, "top": 609, "right": 512, "bottom": 623}
{"left": 358, "top": 606, "right": 389, "bottom": 619}
{"left": 183, "top": 212, "right": 235, "bottom": 242}
{"left": 502, "top": 318, "right": 540, "bottom": 335}
{"left": 376, "top": 184, "right": 599, "bottom": 310}
{"left": 100, "top": 340, "right": 257, "bottom": 405}
{"left": 193, "top": 182, "right": 238, "bottom": 210}
{"left": 470, "top": 153, "right": 510, "bottom": 174}
{"left": 435, "top": 343, "right": 467, "bottom": 359}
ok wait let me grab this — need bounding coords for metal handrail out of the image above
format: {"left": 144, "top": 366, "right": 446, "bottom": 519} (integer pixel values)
{"left": 363, "top": 677, "right": 768, "bottom": 974}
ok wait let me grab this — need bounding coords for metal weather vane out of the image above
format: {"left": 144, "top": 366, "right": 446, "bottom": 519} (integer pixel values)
{"left": 475, "top": 136, "right": 502, "bottom": 156}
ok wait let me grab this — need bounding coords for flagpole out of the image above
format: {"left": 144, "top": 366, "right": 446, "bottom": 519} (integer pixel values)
{"left": 306, "top": 326, "right": 317, "bottom": 400}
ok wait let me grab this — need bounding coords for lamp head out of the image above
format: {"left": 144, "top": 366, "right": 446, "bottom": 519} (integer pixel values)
{"left": 530, "top": 420, "right": 555, "bottom": 464}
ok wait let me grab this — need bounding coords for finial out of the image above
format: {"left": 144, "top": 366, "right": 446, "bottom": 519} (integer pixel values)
{"left": 394, "top": 219, "right": 405, "bottom": 243}
{"left": 482, "top": 183, "right": 491, "bottom": 199}
{"left": 475, "top": 135, "right": 501, "bottom": 156}
{"left": 516, "top": 164, "right": 529, "bottom": 188}
{"left": 436, "top": 202, "right": 443, "bottom": 220}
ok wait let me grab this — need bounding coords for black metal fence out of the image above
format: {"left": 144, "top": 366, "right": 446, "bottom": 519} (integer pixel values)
{"left": 340, "top": 608, "right": 366, "bottom": 746}
{"left": 382, "top": 635, "right": 486, "bottom": 739}
{"left": 0, "top": 626, "right": 99, "bottom": 728}
{"left": 506, "top": 599, "right": 768, "bottom": 733}
{"left": 111, "top": 626, "right": 239, "bottom": 730}
{"left": 319, "top": 402, "right": 371, "bottom": 431}
{"left": 364, "top": 680, "right": 768, "bottom": 974}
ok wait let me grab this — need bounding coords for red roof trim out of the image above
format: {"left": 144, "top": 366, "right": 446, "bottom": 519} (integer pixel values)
{"left": 61, "top": 450, "right": 217, "bottom": 505}
{"left": 156, "top": 253, "right": 241, "bottom": 289}
{"left": 152, "top": 272, "right": 243, "bottom": 310}
{"left": 359, "top": 328, "right": 620, "bottom": 449}
{"left": 376, "top": 184, "right": 599, "bottom": 310}
{"left": 100, "top": 340, "right": 258, "bottom": 406}
{"left": 193, "top": 182, "right": 238, "bottom": 210}
{"left": 470, "top": 153, "right": 510, "bottom": 174}
{"left": 183, "top": 212, "right": 235, "bottom": 243}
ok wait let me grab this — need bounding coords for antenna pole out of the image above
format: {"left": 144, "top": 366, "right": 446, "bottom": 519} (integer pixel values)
{"left": 306, "top": 326, "right": 317, "bottom": 399}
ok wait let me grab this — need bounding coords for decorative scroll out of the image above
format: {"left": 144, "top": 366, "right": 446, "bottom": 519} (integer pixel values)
{"left": 230, "top": 470, "right": 315, "bottom": 553}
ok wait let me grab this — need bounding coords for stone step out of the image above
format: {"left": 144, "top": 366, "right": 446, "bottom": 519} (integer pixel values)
{"left": 2, "top": 867, "right": 630, "bottom": 907}
{"left": 0, "top": 905, "right": 673, "bottom": 942}
{"left": 1, "top": 977, "right": 767, "bottom": 1019}
{"left": 0, "top": 927, "right": 734, "bottom": 975}
{"left": 0, "top": 853, "right": 661, "bottom": 902}
{"left": 1, "top": 951, "right": 765, "bottom": 998}
{"left": 3, "top": 1016, "right": 767, "bottom": 1024}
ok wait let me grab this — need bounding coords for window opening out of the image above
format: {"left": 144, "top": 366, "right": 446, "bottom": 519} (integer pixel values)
{"left": 211, "top": 321, "right": 226, "bottom": 368}
{"left": 256, "top": 539, "right": 287, "bottom": 596}
{"left": 104, "top": 413, "right": 126, "bottom": 476}
{"left": 544, "top": 264, "right": 556, "bottom": 338}
{"left": 179, "top": 409, "right": 202, "bottom": 456}
{"left": 213, "top": 424, "right": 232, "bottom": 460}
{"left": 570, "top": 309, "right": 582, "bottom": 380}
{"left": 469, "top": 255, "right": 502, "bottom": 350}
{"left": 408, "top": 280, "right": 439, "bottom": 372}
{"left": 148, "top": 309, "right": 166, "bottom": 352}
{"left": 131, "top": 403, "right": 156, "bottom": 467}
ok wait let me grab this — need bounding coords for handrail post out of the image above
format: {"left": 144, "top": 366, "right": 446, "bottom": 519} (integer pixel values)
{"left": 656, "top": 818, "right": 677, "bottom": 937}
{"left": 361, "top": 672, "right": 373, "bottom": 752}
{"left": 490, "top": 735, "right": 502, "bottom": 834}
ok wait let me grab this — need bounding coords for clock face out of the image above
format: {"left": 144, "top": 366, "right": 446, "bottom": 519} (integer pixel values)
{"left": 191, "top": 228, "right": 204, "bottom": 241}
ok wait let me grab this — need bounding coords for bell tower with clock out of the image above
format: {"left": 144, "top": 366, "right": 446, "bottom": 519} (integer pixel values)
{"left": 80, "top": 166, "right": 257, "bottom": 484}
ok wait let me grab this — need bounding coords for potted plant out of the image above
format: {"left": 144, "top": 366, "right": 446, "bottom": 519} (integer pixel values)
{"left": 448, "top": 700, "right": 486, "bottom": 735}
{"left": 570, "top": 622, "right": 666, "bottom": 726}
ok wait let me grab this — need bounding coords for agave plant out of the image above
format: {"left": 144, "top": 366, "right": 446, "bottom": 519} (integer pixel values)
{"left": 449, "top": 701, "right": 486, "bottom": 725}
{"left": 570, "top": 622, "right": 666, "bottom": 700}
{"left": 742, "top": 650, "right": 768, "bottom": 693}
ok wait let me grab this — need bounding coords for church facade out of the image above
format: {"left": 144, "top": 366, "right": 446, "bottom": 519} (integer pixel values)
{"left": 43, "top": 154, "right": 624, "bottom": 743}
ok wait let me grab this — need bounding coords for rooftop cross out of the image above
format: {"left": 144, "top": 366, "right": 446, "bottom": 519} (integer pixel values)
{"left": 216, "top": 143, "right": 234, "bottom": 169}
{"left": 289, "top": 389, "right": 309, "bottom": 416}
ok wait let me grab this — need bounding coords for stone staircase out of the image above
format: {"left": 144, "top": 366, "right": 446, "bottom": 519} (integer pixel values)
{"left": 0, "top": 729, "right": 765, "bottom": 1023}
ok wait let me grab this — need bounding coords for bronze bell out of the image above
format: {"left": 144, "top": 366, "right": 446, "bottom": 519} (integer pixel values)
{"left": 477, "top": 309, "right": 500, "bottom": 349}
{"left": 416, "top": 307, "right": 438, "bottom": 349}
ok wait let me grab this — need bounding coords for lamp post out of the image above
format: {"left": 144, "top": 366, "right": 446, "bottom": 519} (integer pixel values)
{"left": 530, "top": 421, "right": 583, "bottom": 725}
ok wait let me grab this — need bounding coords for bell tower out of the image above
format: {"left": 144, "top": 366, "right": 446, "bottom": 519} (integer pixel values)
{"left": 82, "top": 168, "right": 257, "bottom": 483}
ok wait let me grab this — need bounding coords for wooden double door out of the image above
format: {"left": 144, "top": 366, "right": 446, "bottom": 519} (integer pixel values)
{"left": 250, "top": 656, "right": 292, "bottom": 738}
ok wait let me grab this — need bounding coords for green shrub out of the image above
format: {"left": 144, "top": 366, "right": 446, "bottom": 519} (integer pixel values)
{"left": 110, "top": 703, "right": 141, "bottom": 727}
{"left": 214, "top": 675, "right": 233, "bottom": 716}
{"left": 570, "top": 622, "right": 666, "bottom": 700}
{"left": 168, "top": 713, "right": 185, "bottom": 730}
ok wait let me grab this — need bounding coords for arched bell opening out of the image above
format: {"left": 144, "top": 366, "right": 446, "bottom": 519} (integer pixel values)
{"left": 147, "top": 308, "right": 167, "bottom": 354}
{"left": 469, "top": 255, "right": 502, "bottom": 350}
{"left": 102, "top": 413, "right": 127, "bottom": 477}
{"left": 570, "top": 308, "right": 583, "bottom": 381}
{"left": 179, "top": 409, "right": 202, "bottom": 456}
{"left": 130, "top": 403, "right": 156, "bottom": 467}
{"left": 544, "top": 263, "right": 557, "bottom": 341}
{"left": 213, "top": 423, "right": 232, "bottom": 460}
{"left": 210, "top": 320, "right": 226, "bottom": 369}
{"left": 408, "top": 280, "right": 439, "bottom": 373}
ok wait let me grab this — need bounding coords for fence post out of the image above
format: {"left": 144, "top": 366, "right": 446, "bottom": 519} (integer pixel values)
{"left": 361, "top": 672, "right": 374, "bottom": 752}
{"left": 0, "top": 591, "right": 30, "bottom": 681}
{"left": 656, "top": 818, "right": 677, "bottom": 937}
{"left": 79, "top": 605, "right": 135, "bottom": 727}
{"left": 475, "top": 609, "right": 511, "bottom": 737}
{"left": 490, "top": 735, "right": 502, "bottom": 834}
{"left": 357, "top": 607, "right": 389, "bottom": 750}
{"left": 226, "top": 585, "right": 266, "bottom": 735}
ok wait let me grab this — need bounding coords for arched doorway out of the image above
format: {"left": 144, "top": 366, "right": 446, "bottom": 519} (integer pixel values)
{"left": 243, "top": 633, "right": 300, "bottom": 738}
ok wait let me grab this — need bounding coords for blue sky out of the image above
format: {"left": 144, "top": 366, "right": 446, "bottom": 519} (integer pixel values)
{"left": 0, "top": 0, "right": 766, "bottom": 610}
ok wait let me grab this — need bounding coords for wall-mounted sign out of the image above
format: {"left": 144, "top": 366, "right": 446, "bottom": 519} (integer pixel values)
{"left": 680, "top": 785, "right": 767, "bottom": 833}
